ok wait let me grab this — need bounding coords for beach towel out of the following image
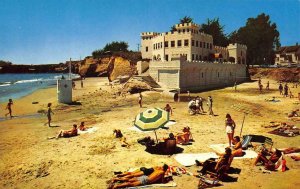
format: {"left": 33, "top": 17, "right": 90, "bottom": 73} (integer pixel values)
{"left": 174, "top": 153, "right": 219, "bottom": 167}
{"left": 77, "top": 127, "right": 98, "bottom": 134}
{"left": 164, "top": 165, "right": 193, "bottom": 177}
{"left": 209, "top": 144, "right": 258, "bottom": 159}
{"left": 275, "top": 153, "right": 286, "bottom": 172}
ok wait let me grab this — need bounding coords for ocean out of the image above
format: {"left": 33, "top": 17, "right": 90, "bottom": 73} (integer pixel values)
{"left": 0, "top": 73, "right": 78, "bottom": 103}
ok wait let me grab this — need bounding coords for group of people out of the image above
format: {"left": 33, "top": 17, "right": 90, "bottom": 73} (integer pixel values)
{"left": 188, "top": 96, "right": 213, "bottom": 115}
{"left": 279, "top": 83, "right": 292, "bottom": 98}
{"left": 56, "top": 121, "right": 87, "bottom": 139}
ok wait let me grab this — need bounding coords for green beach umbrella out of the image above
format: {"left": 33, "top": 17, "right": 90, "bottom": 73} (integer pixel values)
{"left": 134, "top": 108, "right": 169, "bottom": 143}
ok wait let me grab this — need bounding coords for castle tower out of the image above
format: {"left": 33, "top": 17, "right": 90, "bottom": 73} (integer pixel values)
{"left": 227, "top": 43, "right": 247, "bottom": 64}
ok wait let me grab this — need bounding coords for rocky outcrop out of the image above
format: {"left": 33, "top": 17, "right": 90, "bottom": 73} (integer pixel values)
{"left": 249, "top": 68, "right": 300, "bottom": 82}
{"left": 74, "top": 52, "right": 141, "bottom": 80}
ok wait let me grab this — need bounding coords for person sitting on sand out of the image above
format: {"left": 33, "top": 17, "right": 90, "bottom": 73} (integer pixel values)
{"left": 176, "top": 127, "right": 192, "bottom": 145}
{"left": 120, "top": 137, "right": 130, "bottom": 148}
{"left": 231, "top": 136, "right": 243, "bottom": 157}
{"left": 163, "top": 104, "right": 173, "bottom": 115}
{"left": 254, "top": 148, "right": 282, "bottom": 171}
{"left": 108, "top": 164, "right": 168, "bottom": 189}
{"left": 113, "top": 129, "right": 123, "bottom": 138}
{"left": 291, "top": 155, "right": 300, "bottom": 161}
{"left": 288, "top": 109, "right": 299, "bottom": 117}
{"left": 57, "top": 124, "right": 78, "bottom": 138}
{"left": 78, "top": 121, "right": 88, "bottom": 131}
{"left": 197, "top": 147, "right": 233, "bottom": 177}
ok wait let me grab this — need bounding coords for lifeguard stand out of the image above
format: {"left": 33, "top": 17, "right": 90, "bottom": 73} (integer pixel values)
{"left": 57, "top": 58, "right": 73, "bottom": 104}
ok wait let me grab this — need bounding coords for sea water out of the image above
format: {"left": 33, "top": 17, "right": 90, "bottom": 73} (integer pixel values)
{"left": 0, "top": 73, "right": 79, "bottom": 103}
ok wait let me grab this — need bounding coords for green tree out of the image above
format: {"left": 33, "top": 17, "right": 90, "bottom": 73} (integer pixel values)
{"left": 228, "top": 13, "right": 280, "bottom": 65}
{"left": 200, "top": 18, "right": 229, "bottom": 47}
{"left": 170, "top": 25, "right": 177, "bottom": 32}
{"left": 92, "top": 41, "right": 129, "bottom": 58}
{"left": 180, "top": 16, "right": 193, "bottom": 24}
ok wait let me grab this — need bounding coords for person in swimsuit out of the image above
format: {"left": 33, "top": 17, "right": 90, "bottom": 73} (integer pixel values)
{"left": 163, "top": 104, "right": 172, "bottom": 115}
{"left": 57, "top": 124, "right": 78, "bottom": 138}
{"left": 231, "top": 136, "right": 243, "bottom": 157}
{"left": 47, "top": 103, "right": 54, "bottom": 127}
{"left": 5, "top": 99, "right": 13, "bottom": 119}
{"left": 225, "top": 114, "right": 236, "bottom": 147}
{"left": 109, "top": 164, "right": 168, "bottom": 189}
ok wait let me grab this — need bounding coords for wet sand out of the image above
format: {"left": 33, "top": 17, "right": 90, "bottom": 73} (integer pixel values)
{"left": 0, "top": 78, "right": 299, "bottom": 189}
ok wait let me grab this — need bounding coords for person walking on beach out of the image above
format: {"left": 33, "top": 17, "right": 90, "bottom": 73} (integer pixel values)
{"left": 207, "top": 96, "right": 214, "bottom": 116}
{"left": 259, "top": 84, "right": 263, "bottom": 93}
{"left": 138, "top": 93, "right": 143, "bottom": 108}
{"left": 5, "top": 99, "right": 13, "bottom": 119}
{"left": 266, "top": 81, "right": 270, "bottom": 90}
{"left": 225, "top": 114, "right": 236, "bottom": 147}
{"left": 47, "top": 103, "right": 54, "bottom": 127}
{"left": 279, "top": 83, "right": 283, "bottom": 95}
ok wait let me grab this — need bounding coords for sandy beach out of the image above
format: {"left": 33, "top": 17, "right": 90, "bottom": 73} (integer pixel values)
{"left": 0, "top": 77, "right": 300, "bottom": 189}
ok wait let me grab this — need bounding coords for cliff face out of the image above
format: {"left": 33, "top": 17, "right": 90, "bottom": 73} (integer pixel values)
{"left": 74, "top": 52, "right": 141, "bottom": 81}
{"left": 249, "top": 68, "right": 300, "bottom": 82}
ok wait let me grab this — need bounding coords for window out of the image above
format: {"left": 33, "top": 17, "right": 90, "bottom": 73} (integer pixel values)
{"left": 153, "top": 44, "right": 155, "bottom": 49}
{"left": 145, "top": 46, "right": 148, "bottom": 52}
{"left": 202, "top": 73, "right": 204, "bottom": 78}
{"left": 177, "top": 40, "right": 182, "bottom": 47}
{"left": 183, "top": 29, "right": 185, "bottom": 33}
{"left": 178, "top": 30, "right": 181, "bottom": 33}
{"left": 171, "top": 41, "right": 175, "bottom": 47}
{"left": 187, "top": 29, "right": 189, "bottom": 32}
{"left": 207, "top": 43, "right": 209, "bottom": 49}
{"left": 165, "top": 55, "right": 169, "bottom": 61}
{"left": 192, "top": 40, "right": 195, "bottom": 46}
{"left": 210, "top": 43, "right": 212, "bottom": 49}
{"left": 218, "top": 72, "right": 220, "bottom": 77}
{"left": 196, "top": 41, "right": 199, "bottom": 47}
{"left": 160, "top": 42, "right": 162, "bottom": 48}
{"left": 199, "top": 55, "right": 202, "bottom": 60}
{"left": 165, "top": 41, "right": 168, "bottom": 48}
{"left": 184, "top": 39, "right": 189, "bottom": 46}
{"left": 196, "top": 54, "right": 198, "bottom": 60}
{"left": 192, "top": 54, "right": 195, "bottom": 60}
{"left": 200, "top": 42, "right": 202, "bottom": 48}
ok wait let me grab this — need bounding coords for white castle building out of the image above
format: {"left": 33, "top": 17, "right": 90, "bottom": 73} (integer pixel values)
{"left": 138, "top": 22, "right": 248, "bottom": 92}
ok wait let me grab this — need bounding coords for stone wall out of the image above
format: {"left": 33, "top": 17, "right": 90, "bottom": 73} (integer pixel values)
{"left": 149, "top": 59, "right": 247, "bottom": 92}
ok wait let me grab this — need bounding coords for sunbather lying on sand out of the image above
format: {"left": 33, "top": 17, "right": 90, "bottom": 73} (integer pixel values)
{"left": 281, "top": 147, "right": 300, "bottom": 154}
{"left": 288, "top": 109, "right": 299, "bottom": 117}
{"left": 57, "top": 124, "right": 78, "bottom": 138}
{"left": 254, "top": 148, "right": 282, "bottom": 171}
{"left": 197, "top": 147, "right": 233, "bottom": 178}
{"left": 291, "top": 155, "right": 300, "bottom": 161}
{"left": 108, "top": 164, "right": 168, "bottom": 189}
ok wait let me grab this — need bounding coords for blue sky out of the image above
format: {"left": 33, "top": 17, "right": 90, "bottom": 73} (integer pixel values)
{"left": 0, "top": 0, "right": 299, "bottom": 65}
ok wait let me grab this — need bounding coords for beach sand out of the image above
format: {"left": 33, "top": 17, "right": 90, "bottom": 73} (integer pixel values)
{"left": 0, "top": 78, "right": 299, "bottom": 189}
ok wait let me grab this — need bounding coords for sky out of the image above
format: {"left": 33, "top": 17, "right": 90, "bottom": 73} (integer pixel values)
{"left": 0, "top": 0, "right": 299, "bottom": 65}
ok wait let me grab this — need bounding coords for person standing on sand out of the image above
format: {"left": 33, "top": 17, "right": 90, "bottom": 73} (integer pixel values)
{"left": 81, "top": 77, "right": 83, "bottom": 88}
{"left": 225, "top": 114, "right": 236, "bottom": 147}
{"left": 138, "top": 93, "right": 143, "bottom": 108}
{"left": 266, "top": 81, "right": 270, "bottom": 90}
{"left": 279, "top": 83, "right": 283, "bottom": 95}
{"left": 259, "top": 84, "right": 263, "bottom": 93}
{"left": 207, "top": 96, "right": 214, "bottom": 116}
{"left": 284, "top": 83, "right": 289, "bottom": 97}
{"left": 47, "top": 103, "right": 54, "bottom": 127}
{"left": 5, "top": 99, "right": 13, "bottom": 119}
{"left": 199, "top": 97, "right": 205, "bottom": 113}
{"left": 164, "top": 104, "right": 173, "bottom": 116}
